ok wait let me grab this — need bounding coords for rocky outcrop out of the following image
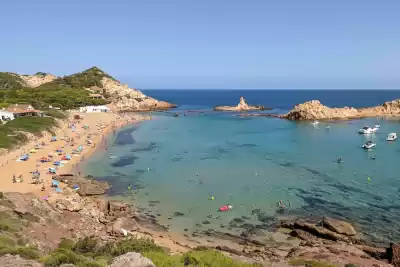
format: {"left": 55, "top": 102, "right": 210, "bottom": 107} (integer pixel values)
{"left": 101, "top": 77, "right": 176, "bottom": 112}
{"left": 19, "top": 73, "right": 57, "bottom": 88}
{"left": 53, "top": 175, "right": 110, "bottom": 196}
{"left": 108, "top": 252, "right": 155, "bottom": 267}
{"left": 283, "top": 99, "right": 400, "bottom": 120}
{"left": 323, "top": 217, "right": 356, "bottom": 236}
{"left": 214, "top": 97, "right": 266, "bottom": 112}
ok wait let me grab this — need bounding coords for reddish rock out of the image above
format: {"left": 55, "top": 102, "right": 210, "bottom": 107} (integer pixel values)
{"left": 323, "top": 217, "right": 356, "bottom": 236}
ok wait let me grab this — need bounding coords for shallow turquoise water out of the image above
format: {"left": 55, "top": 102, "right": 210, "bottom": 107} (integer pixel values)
{"left": 83, "top": 112, "right": 400, "bottom": 243}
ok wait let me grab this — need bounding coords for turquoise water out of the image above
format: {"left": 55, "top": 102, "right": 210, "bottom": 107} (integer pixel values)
{"left": 84, "top": 111, "right": 400, "bottom": 244}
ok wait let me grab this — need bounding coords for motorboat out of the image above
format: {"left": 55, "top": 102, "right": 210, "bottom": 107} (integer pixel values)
{"left": 386, "top": 133, "right": 397, "bottom": 141}
{"left": 362, "top": 141, "right": 376, "bottom": 149}
{"left": 311, "top": 120, "right": 319, "bottom": 126}
{"left": 358, "top": 126, "right": 378, "bottom": 134}
{"left": 374, "top": 124, "right": 380, "bottom": 129}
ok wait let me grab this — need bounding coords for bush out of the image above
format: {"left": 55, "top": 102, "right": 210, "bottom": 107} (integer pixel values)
{"left": 144, "top": 251, "right": 181, "bottom": 267}
{"left": 43, "top": 109, "right": 68, "bottom": 119}
{"left": 58, "top": 238, "right": 75, "bottom": 250}
{"left": 0, "top": 246, "right": 40, "bottom": 259}
{"left": 111, "top": 238, "right": 163, "bottom": 257}
{"left": 43, "top": 248, "right": 85, "bottom": 267}
{"left": 0, "top": 234, "right": 17, "bottom": 247}
{"left": 73, "top": 237, "right": 98, "bottom": 254}
{"left": 182, "top": 248, "right": 262, "bottom": 267}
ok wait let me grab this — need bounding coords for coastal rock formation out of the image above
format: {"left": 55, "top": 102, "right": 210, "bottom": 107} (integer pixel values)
{"left": 101, "top": 76, "right": 176, "bottom": 112}
{"left": 109, "top": 252, "right": 155, "bottom": 267}
{"left": 284, "top": 99, "right": 400, "bottom": 120}
{"left": 214, "top": 97, "right": 266, "bottom": 112}
{"left": 323, "top": 217, "right": 356, "bottom": 236}
{"left": 19, "top": 73, "right": 57, "bottom": 88}
{"left": 53, "top": 175, "right": 110, "bottom": 196}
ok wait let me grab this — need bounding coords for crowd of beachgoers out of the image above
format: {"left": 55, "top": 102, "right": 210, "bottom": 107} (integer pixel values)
{"left": 0, "top": 110, "right": 147, "bottom": 199}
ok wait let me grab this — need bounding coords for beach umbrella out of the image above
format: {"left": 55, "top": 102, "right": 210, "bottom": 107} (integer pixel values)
{"left": 55, "top": 188, "right": 62, "bottom": 193}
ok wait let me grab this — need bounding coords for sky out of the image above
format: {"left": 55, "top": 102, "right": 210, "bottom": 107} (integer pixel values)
{"left": 1, "top": 0, "right": 400, "bottom": 89}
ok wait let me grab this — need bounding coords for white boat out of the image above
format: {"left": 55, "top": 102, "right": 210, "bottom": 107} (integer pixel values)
{"left": 386, "top": 133, "right": 397, "bottom": 141}
{"left": 311, "top": 120, "right": 319, "bottom": 126}
{"left": 374, "top": 124, "right": 380, "bottom": 129}
{"left": 362, "top": 141, "right": 376, "bottom": 149}
{"left": 358, "top": 126, "right": 378, "bottom": 134}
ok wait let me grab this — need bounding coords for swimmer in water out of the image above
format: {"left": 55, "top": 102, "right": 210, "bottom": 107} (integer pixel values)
{"left": 277, "top": 200, "right": 286, "bottom": 209}
{"left": 196, "top": 172, "right": 200, "bottom": 176}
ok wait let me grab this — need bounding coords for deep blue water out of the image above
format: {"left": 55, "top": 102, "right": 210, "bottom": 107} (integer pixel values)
{"left": 84, "top": 90, "right": 400, "bottom": 244}
{"left": 143, "top": 89, "right": 400, "bottom": 110}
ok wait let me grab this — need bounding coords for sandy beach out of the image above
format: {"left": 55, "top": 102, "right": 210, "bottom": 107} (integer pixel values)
{"left": 0, "top": 110, "right": 149, "bottom": 197}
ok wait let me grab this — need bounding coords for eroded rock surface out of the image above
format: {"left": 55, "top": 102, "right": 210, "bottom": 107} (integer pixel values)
{"left": 283, "top": 99, "right": 400, "bottom": 120}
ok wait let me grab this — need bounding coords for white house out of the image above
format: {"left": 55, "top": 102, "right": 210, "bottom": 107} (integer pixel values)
{"left": 80, "top": 105, "right": 111, "bottom": 113}
{"left": 0, "top": 104, "right": 43, "bottom": 121}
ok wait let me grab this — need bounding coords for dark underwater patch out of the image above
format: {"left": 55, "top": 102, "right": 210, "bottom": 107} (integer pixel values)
{"left": 114, "top": 128, "right": 137, "bottom": 146}
{"left": 111, "top": 155, "right": 139, "bottom": 167}
{"left": 131, "top": 142, "right": 158, "bottom": 152}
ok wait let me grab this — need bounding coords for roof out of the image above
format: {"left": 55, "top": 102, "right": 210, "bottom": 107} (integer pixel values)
{"left": 89, "top": 94, "right": 103, "bottom": 97}
{"left": 8, "top": 104, "right": 33, "bottom": 110}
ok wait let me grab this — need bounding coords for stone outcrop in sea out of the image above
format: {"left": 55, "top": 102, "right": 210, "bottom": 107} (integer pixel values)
{"left": 214, "top": 97, "right": 266, "bottom": 111}
{"left": 283, "top": 99, "right": 400, "bottom": 120}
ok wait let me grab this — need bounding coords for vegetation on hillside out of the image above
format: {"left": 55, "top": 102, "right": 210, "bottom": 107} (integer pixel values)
{"left": 0, "top": 84, "right": 106, "bottom": 110}
{"left": 0, "top": 67, "right": 112, "bottom": 110}
{"left": 39, "top": 237, "right": 261, "bottom": 267}
{"left": 0, "top": 117, "right": 59, "bottom": 148}
{"left": 0, "top": 73, "right": 25, "bottom": 90}
{"left": 51, "top": 66, "right": 115, "bottom": 88}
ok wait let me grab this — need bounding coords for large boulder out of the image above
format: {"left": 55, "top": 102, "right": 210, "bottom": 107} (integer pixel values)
{"left": 107, "top": 217, "right": 139, "bottom": 237}
{"left": 55, "top": 195, "right": 83, "bottom": 212}
{"left": 293, "top": 219, "right": 345, "bottom": 242}
{"left": 323, "top": 217, "right": 356, "bottom": 236}
{"left": 108, "top": 252, "right": 155, "bottom": 267}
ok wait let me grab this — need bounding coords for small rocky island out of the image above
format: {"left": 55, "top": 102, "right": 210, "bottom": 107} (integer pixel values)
{"left": 283, "top": 99, "right": 400, "bottom": 120}
{"left": 214, "top": 97, "right": 266, "bottom": 112}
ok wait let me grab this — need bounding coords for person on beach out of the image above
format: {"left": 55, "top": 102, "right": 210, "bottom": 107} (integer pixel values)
{"left": 12, "top": 174, "right": 16, "bottom": 183}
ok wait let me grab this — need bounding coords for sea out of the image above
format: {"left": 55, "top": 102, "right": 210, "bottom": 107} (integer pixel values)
{"left": 82, "top": 90, "right": 400, "bottom": 244}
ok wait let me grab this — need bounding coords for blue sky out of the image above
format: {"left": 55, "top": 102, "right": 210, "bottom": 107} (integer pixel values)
{"left": 1, "top": 0, "right": 399, "bottom": 89}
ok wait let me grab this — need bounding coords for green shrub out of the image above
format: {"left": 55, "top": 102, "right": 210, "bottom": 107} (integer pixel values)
{"left": 111, "top": 238, "right": 163, "bottom": 256}
{"left": 43, "top": 248, "right": 85, "bottom": 267}
{"left": 0, "top": 246, "right": 40, "bottom": 259}
{"left": 43, "top": 109, "right": 68, "bottom": 119}
{"left": 76, "top": 260, "right": 107, "bottom": 267}
{"left": 144, "top": 251, "right": 181, "bottom": 267}
{"left": 58, "top": 238, "right": 75, "bottom": 250}
{"left": 73, "top": 237, "right": 98, "bottom": 254}
{"left": 95, "top": 241, "right": 114, "bottom": 257}
{"left": 182, "top": 248, "right": 262, "bottom": 267}
{"left": 0, "top": 73, "right": 24, "bottom": 90}
{"left": 0, "top": 234, "right": 17, "bottom": 247}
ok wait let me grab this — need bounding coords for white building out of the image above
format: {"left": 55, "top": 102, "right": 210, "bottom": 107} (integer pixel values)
{"left": 0, "top": 110, "right": 15, "bottom": 121}
{"left": 80, "top": 105, "right": 111, "bottom": 113}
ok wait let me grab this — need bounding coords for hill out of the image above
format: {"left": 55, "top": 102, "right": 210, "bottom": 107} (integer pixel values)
{"left": 0, "top": 67, "right": 175, "bottom": 111}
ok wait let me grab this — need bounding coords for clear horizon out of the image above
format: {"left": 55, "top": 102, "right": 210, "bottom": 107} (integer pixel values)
{"left": 1, "top": 0, "right": 400, "bottom": 89}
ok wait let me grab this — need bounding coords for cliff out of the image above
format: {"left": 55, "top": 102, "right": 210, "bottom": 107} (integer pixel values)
{"left": 283, "top": 99, "right": 400, "bottom": 120}
{"left": 214, "top": 97, "right": 265, "bottom": 112}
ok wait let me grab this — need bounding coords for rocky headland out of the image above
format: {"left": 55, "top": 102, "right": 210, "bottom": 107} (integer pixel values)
{"left": 214, "top": 97, "right": 267, "bottom": 112}
{"left": 283, "top": 99, "right": 400, "bottom": 121}
{"left": 0, "top": 67, "right": 176, "bottom": 112}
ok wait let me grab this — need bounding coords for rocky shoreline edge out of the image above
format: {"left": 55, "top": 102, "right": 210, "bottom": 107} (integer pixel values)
{"left": 1, "top": 173, "right": 398, "bottom": 267}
